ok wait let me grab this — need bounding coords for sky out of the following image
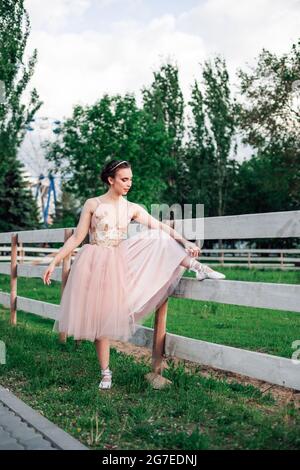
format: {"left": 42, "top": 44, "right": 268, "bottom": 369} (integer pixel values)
{"left": 24, "top": 0, "right": 300, "bottom": 121}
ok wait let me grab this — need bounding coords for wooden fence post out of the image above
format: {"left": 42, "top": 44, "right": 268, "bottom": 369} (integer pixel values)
{"left": 152, "top": 299, "right": 168, "bottom": 374}
{"left": 19, "top": 241, "right": 24, "bottom": 264}
{"left": 59, "top": 228, "right": 73, "bottom": 343}
{"left": 248, "top": 251, "right": 251, "bottom": 269}
{"left": 145, "top": 298, "right": 172, "bottom": 389}
{"left": 74, "top": 233, "right": 90, "bottom": 348}
{"left": 10, "top": 234, "right": 18, "bottom": 326}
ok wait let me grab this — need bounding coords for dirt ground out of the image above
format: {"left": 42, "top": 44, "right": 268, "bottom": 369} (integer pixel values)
{"left": 110, "top": 339, "right": 300, "bottom": 408}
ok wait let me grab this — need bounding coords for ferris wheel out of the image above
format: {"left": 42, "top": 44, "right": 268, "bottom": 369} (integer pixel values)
{"left": 18, "top": 116, "right": 63, "bottom": 227}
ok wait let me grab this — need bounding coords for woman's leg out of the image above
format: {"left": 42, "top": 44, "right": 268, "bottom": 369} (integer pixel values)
{"left": 95, "top": 337, "right": 110, "bottom": 370}
{"left": 95, "top": 337, "right": 112, "bottom": 389}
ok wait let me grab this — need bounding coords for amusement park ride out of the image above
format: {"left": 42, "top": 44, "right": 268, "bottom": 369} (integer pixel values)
{"left": 18, "top": 116, "right": 62, "bottom": 228}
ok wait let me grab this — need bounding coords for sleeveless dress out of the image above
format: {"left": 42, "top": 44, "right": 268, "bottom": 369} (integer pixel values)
{"left": 53, "top": 197, "right": 188, "bottom": 342}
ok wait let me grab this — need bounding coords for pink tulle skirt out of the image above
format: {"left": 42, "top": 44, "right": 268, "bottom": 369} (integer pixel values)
{"left": 53, "top": 228, "right": 188, "bottom": 342}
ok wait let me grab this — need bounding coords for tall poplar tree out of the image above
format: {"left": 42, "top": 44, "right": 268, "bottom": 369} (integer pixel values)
{"left": 142, "top": 62, "right": 186, "bottom": 205}
{"left": 0, "top": 0, "right": 42, "bottom": 231}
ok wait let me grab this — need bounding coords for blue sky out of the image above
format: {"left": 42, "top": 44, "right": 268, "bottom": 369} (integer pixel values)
{"left": 79, "top": 0, "right": 202, "bottom": 32}
{"left": 24, "top": 0, "right": 300, "bottom": 121}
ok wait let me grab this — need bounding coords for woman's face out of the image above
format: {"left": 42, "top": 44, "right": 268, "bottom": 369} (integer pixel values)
{"left": 108, "top": 167, "right": 133, "bottom": 195}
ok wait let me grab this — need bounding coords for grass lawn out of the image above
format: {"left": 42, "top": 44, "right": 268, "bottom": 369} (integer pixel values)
{"left": 0, "top": 267, "right": 300, "bottom": 449}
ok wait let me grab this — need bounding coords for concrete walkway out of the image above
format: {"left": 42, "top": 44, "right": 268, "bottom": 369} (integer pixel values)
{"left": 0, "top": 386, "right": 88, "bottom": 450}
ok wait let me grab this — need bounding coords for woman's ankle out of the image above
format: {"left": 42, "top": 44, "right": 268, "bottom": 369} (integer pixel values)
{"left": 189, "top": 258, "right": 200, "bottom": 271}
{"left": 189, "top": 259, "right": 213, "bottom": 274}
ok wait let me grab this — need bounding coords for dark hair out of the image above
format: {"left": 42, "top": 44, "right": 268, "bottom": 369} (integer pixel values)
{"left": 100, "top": 159, "right": 131, "bottom": 186}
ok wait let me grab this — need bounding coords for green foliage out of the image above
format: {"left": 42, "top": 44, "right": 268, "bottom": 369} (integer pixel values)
{"left": 236, "top": 39, "right": 300, "bottom": 211}
{"left": 50, "top": 190, "right": 80, "bottom": 230}
{"left": 0, "top": 0, "right": 42, "bottom": 153}
{"left": 46, "top": 93, "right": 170, "bottom": 210}
{"left": 0, "top": 0, "right": 42, "bottom": 231}
{"left": 186, "top": 56, "right": 237, "bottom": 217}
{"left": 0, "top": 156, "right": 41, "bottom": 232}
{"left": 142, "top": 62, "right": 186, "bottom": 205}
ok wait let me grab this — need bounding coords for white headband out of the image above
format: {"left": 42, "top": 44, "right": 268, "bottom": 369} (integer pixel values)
{"left": 111, "top": 160, "right": 127, "bottom": 171}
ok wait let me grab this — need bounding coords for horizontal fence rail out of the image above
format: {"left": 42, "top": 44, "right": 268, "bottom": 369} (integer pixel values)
{"left": 131, "top": 326, "right": 300, "bottom": 390}
{"left": 1, "top": 247, "right": 300, "bottom": 269}
{"left": 174, "top": 210, "right": 300, "bottom": 239}
{"left": 1, "top": 262, "right": 299, "bottom": 313}
{"left": 1, "top": 210, "right": 300, "bottom": 244}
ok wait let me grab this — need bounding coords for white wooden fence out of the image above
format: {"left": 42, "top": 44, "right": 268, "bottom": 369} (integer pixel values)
{"left": 0, "top": 209, "right": 300, "bottom": 390}
{"left": 1, "top": 246, "right": 299, "bottom": 269}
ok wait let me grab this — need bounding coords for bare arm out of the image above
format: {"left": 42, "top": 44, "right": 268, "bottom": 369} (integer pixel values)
{"left": 132, "top": 203, "right": 188, "bottom": 248}
{"left": 51, "top": 199, "right": 93, "bottom": 266}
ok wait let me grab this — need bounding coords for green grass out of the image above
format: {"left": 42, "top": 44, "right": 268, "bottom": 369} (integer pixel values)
{"left": 1, "top": 307, "right": 300, "bottom": 450}
{"left": 0, "top": 268, "right": 300, "bottom": 449}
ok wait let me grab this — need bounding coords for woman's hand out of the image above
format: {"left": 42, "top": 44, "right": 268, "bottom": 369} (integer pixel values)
{"left": 43, "top": 260, "right": 56, "bottom": 286}
{"left": 184, "top": 241, "right": 201, "bottom": 258}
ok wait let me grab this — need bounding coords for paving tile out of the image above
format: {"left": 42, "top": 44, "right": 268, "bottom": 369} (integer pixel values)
{"left": 0, "top": 386, "right": 88, "bottom": 450}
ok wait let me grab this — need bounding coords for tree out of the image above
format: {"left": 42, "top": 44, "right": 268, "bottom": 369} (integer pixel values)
{"left": 0, "top": 164, "right": 41, "bottom": 232}
{"left": 186, "top": 80, "right": 215, "bottom": 217}
{"left": 186, "top": 56, "right": 237, "bottom": 218}
{"left": 236, "top": 39, "right": 300, "bottom": 210}
{"left": 0, "top": 0, "right": 42, "bottom": 230}
{"left": 46, "top": 94, "right": 169, "bottom": 210}
{"left": 202, "top": 56, "right": 237, "bottom": 217}
{"left": 142, "top": 62, "right": 186, "bottom": 205}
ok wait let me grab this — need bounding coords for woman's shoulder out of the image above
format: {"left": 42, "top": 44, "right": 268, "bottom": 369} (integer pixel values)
{"left": 86, "top": 196, "right": 136, "bottom": 214}
{"left": 127, "top": 200, "right": 135, "bottom": 209}
{"left": 128, "top": 201, "right": 148, "bottom": 212}
{"left": 127, "top": 200, "right": 138, "bottom": 214}
{"left": 128, "top": 201, "right": 149, "bottom": 220}
{"left": 83, "top": 197, "right": 100, "bottom": 214}
{"left": 88, "top": 197, "right": 100, "bottom": 205}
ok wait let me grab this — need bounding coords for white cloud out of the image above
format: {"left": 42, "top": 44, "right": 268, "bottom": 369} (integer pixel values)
{"left": 177, "top": 0, "right": 300, "bottom": 79}
{"left": 25, "top": 14, "right": 205, "bottom": 118}
{"left": 23, "top": 0, "right": 300, "bottom": 124}
{"left": 25, "top": 0, "right": 92, "bottom": 31}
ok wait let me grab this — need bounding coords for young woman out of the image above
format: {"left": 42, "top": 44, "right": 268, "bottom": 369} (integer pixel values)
{"left": 43, "top": 160, "right": 225, "bottom": 390}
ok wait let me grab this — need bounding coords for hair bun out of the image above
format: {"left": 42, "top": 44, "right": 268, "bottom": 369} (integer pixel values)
{"left": 100, "top": 160, "right": 131, "bottom": 185}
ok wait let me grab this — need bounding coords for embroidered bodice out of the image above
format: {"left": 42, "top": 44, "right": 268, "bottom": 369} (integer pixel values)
{"left": 89, "top": 197, "right": 133, "bottom": 248}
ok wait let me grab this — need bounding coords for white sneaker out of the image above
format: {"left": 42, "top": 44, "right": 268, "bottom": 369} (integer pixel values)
{"left": 99, "top": 367, "right": 112, "bottom": 390}
{"left": 190, "top": 262, "right": 226, "bottom": 281}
